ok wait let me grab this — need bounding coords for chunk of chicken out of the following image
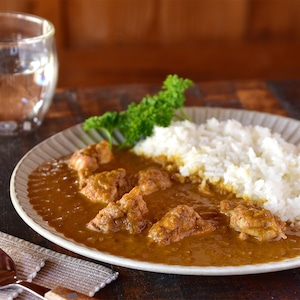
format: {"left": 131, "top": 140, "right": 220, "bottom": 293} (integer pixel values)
{"left": 80, "top": 168, "right": 130, "bottom": 203}
{"left": 148, "top": 204, "right": 215, "bottom": 245}
{"left": 138, "top": 168, "right": 172, "bottom": 195}
{"left": 87, "top": 187, "right": 149, "bottom": 234}
{"left": 220, "top": 200, "right": 287, "bottom": 241}
{"left": 68, "top": 140, "right": 114, "bottom": 187}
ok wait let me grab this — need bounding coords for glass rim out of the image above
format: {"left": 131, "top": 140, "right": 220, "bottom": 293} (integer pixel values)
{"left": 0, "top": 11, "right": 55, "bottom": 43}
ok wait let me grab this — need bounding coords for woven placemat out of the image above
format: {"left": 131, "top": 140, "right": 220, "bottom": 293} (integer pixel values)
{"left": 0, "top": 231, "right": 118, "bottom": 299}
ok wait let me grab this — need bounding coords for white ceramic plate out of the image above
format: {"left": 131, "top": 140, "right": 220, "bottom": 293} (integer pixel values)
{"left": 10, "top": 107, "right": 300, "bottom": 275}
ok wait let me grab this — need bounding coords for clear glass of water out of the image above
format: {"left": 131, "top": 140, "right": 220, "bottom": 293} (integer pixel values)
{"left": 0, "top": 11, "right": 58, "bottom": 136}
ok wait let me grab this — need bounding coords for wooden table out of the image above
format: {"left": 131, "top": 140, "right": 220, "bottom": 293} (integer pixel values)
{"left": 1, "top": 79, "right": 300, "bottom": 299}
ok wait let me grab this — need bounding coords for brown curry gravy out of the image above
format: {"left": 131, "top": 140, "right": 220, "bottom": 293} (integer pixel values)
{"left": 28, "top": 148, "right": 300, "bottom": 266}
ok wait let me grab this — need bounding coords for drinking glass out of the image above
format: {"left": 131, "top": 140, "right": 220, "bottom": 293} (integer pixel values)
{"left": 0, "top": 11, "right": 58, "bottom": 136}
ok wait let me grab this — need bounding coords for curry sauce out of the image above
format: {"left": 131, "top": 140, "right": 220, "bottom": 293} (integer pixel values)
{"left": 28, "top": 148, "right": 300, "bottom": 266}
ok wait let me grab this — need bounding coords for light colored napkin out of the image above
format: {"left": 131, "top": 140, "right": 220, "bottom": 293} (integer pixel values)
{"left": 0, "top": 231, "right": 118, "bottom": 299}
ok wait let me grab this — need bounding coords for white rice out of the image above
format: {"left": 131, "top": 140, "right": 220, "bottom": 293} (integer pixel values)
{"left": 133, "top": 118, "right": 300, "bottom": 226}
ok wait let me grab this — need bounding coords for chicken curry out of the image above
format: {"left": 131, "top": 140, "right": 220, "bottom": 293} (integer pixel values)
{"left": 28, "top": 141, "right": 300, "bottom": 266}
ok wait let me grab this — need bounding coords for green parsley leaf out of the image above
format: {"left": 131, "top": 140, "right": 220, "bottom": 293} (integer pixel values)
{"left": 83, "top": 74, "right": 194, "bottom": 148}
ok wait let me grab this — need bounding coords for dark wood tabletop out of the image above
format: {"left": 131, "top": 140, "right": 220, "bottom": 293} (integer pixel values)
{"left": 1, "top": 79, "right": 300, "bottom": 300}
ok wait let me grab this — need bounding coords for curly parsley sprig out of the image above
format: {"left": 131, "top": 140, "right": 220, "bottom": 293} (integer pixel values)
{"left": 83, "top": 74, "right": 194, "bottom": 148}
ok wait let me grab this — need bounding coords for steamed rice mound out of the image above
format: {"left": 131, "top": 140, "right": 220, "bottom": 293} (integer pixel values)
{"left": 133, "top": 118, "right": 300, "bottom": 227}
